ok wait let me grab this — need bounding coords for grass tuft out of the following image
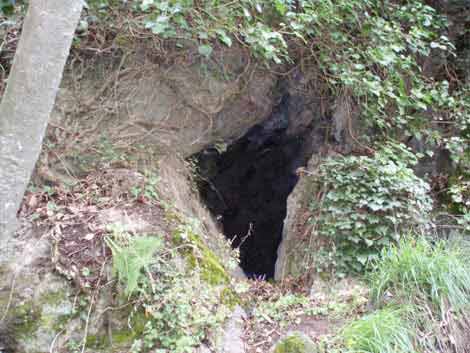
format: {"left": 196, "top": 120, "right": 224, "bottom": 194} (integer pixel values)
{"left": 369, "top": 238, "right": 470, "bottom": 312}
{"left": 342, "top": 307, "right": 415, "bottom": 353}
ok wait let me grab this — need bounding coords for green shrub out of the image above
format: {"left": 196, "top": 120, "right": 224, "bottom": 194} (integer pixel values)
{"left": 310, "top": 143, "right": 432, "bottom": 275}
{"left": 342, "top": 307, "right": 415, "bottom": 353}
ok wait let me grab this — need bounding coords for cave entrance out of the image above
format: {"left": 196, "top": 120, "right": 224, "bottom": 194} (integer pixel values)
{"left": 193, "top": 105, "right": 313, "bottom": 279}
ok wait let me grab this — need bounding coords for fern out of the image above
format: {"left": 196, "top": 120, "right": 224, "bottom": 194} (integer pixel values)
{"left": 106, "top": 233, "right": 163, "bottom": 295}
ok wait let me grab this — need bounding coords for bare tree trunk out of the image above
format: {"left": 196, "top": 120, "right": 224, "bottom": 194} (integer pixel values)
{"left": 0, "top": 0, "right": 83, "bottom": 240}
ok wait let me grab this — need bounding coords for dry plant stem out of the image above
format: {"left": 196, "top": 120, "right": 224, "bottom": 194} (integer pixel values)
{"left": 81, "top": 260, "right": 107, "bottom": 353}
{"left": 0, "top": 272, "right": 17, "bottom": 323}
{"left": 49, "top": 328, "right": 66, "bottom": 353}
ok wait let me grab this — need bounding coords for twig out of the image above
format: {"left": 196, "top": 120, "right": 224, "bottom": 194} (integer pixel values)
{"left": 0, "top": 272, "right": 17, "bottom": 322}
{"left": 81, "top": 260, "right": 107, "bottom": 353}
{"left": 49, "top": 328, "right": 66, "bottom": 353}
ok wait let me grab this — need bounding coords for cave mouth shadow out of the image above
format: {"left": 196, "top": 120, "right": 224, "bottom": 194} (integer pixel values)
{"left": 192, "top": 122, "right": 312, "bottom": 279}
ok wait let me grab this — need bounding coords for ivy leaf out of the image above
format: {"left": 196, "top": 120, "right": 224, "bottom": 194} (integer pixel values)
{"left": 198, "top": 44, "right": 213, "bottom": 58}
{"left": 274, "top": 0, "right": 288, "bottom": 15}
{"left": 356, "top": 255, "right": 369, "bottom": 265}
{"left": 215, "top": 29, "right": 232, "bottom": 47}
{"left": 151, "top": 22, "right": 169, "bottom": 35}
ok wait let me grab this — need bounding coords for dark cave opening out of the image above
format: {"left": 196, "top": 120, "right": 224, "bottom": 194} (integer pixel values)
{"left": 193, "top": 95, "right": 315, "bottom": 279}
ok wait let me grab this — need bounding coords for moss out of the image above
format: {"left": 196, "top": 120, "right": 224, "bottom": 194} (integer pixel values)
{"left": 85, "top": 311, "right": 146, "bottom": 350}
{"left": 113, "top": 33, "right": 132, "bottom": 48}
{"left": 0, "top": 283, "right": 75, "bottom": 347}
{"left": 165, "top": 209, "right": 184, "bottom": 224}
{"left": 38, "top": 288, "right": 75, "bottom": 332}
{"left": 274, "top": 333, "right": 317, "bottom": 353}
{"left": 187, "top": 233, "right": 229, "bottom": 285}
{"left": 173, "top": 225, "right": 230, "bottom": 286}
{"left": 11, "top": 303, "right": 41, "bottom": 337}
{"left": 220, "top": 287, "right": 240, "bottom": 309}
{"left": 85, "top": 334, "right": 108, "bottom": 349}
{"left": 86, "top": 331, "right": 135, "bottom": 349}
{"left": 39, "top": 290, "right": 68, "bottom": 306}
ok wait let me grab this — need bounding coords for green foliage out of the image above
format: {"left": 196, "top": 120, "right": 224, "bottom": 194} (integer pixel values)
{"left": 105, "top": 228, "right": 163, "bottom": 295}
{"left": 130, "top": 171, "right": 160, "bottom": 202}
{"left": 133, "top": 0, "right": 293, "bottom": 63}
{"left": 342, "top": 307, "right": 415, "bottom": 353}
{"left": 369, "top": 237, "right": 470, "bottom": 312}
{"left": 84, "top": 0, "right": 469, "bottom": 146}
{"left": 273, "top": 332, "right": 316, "bottom": 353}
{"left": 135, "top": 270, "right": 230, "bottom": 353}
{"left": 105, "top": 221, "right": 234, "bottom": 352}
{"left": 254, "top": 294, "right": 310, "bottom": 328}
{"left": 309, "top": 143, "right": 433, "bottom": 275}
{"left": 0, "top": 0, "right": 15, "bottom": 15}
{"left": 444, "top": 83, "right": 470, "bottom": 217}
{"left": 175, "top": 223, "right": 230, "bottom": 285}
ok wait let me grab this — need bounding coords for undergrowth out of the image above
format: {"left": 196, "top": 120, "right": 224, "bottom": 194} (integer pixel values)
{"left": 342, "top": 307, "right": 415, "bottom": 353}
{"left": 105, "top": 222, "right": 235, "bottom": 353}
{"left": 369, "top": 237, "right": 470, "bottom": 352}
{"left": 105, "top": 227, "right": 164, "bottom": 296}
{"left": 370, "top": 237, "right": 470, "bottom": 311}
{"left": 342, "top": 237, "right": 470, "bottom": 353}
{"left": 307, "top": 142, "right": 433, "bottom": 275}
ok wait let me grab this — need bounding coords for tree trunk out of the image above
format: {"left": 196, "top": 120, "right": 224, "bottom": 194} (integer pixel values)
{"left": 0, "top": 0, "right": 83, "bottom": 240}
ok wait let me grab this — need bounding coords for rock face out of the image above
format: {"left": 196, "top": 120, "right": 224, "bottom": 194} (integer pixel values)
{"left": 274, "top": 95, "right": 356, "bottom": 281}
{"left": 0, "top": 154, "right": 242, "bottom": 351}
{"left": 0, "top": 228, "right": 77, "bottom": 353}
{"left": 274, "top": 155, "right": 321, "bottom": 281}
{"left": 48, "top": 45, "right": 277, "bottom": 174}
{"left": 191, "top": 70, "right": 338, "bottom": 279}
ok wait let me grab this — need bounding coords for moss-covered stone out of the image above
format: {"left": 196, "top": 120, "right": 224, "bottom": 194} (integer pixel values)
{"left": 86, "top": 306, "right": 147, "bottom": 351}
{"left": 0, "top": 273, "right": 78, "bottom": 353}
{"left": 272, "top": 332, "right": 317, "bottom": 353}
{"left": 188, "top": 235, "right": 230, "bottom": 285}
{"left": 174, "top": 226, "right": 229, "bottom": 285}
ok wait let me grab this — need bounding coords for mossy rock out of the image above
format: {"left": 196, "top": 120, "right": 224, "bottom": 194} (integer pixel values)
{"left": 272, "top": 332, "right": 318, "bottom": 353}
{"left": 0, "top": 277, "right": 76, "bottom": 353}
{"left": 173, "top": 226, "right": 229, "bottom": 285}
{"left": 220, "top": 287, "right": 241, "bottom": 309}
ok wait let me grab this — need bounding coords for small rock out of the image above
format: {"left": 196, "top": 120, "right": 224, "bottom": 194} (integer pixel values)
{"left": 270, "top": 331, "right": 317, "bottom": 353}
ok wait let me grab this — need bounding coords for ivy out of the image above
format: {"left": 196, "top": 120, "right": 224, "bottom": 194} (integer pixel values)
{"left": 309, "top": 143, "right": 433, "bottom": 276}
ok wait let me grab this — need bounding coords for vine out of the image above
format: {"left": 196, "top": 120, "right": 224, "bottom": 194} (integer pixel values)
{"left": 308, "top": 143, "right": 433, "bottom": 276}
